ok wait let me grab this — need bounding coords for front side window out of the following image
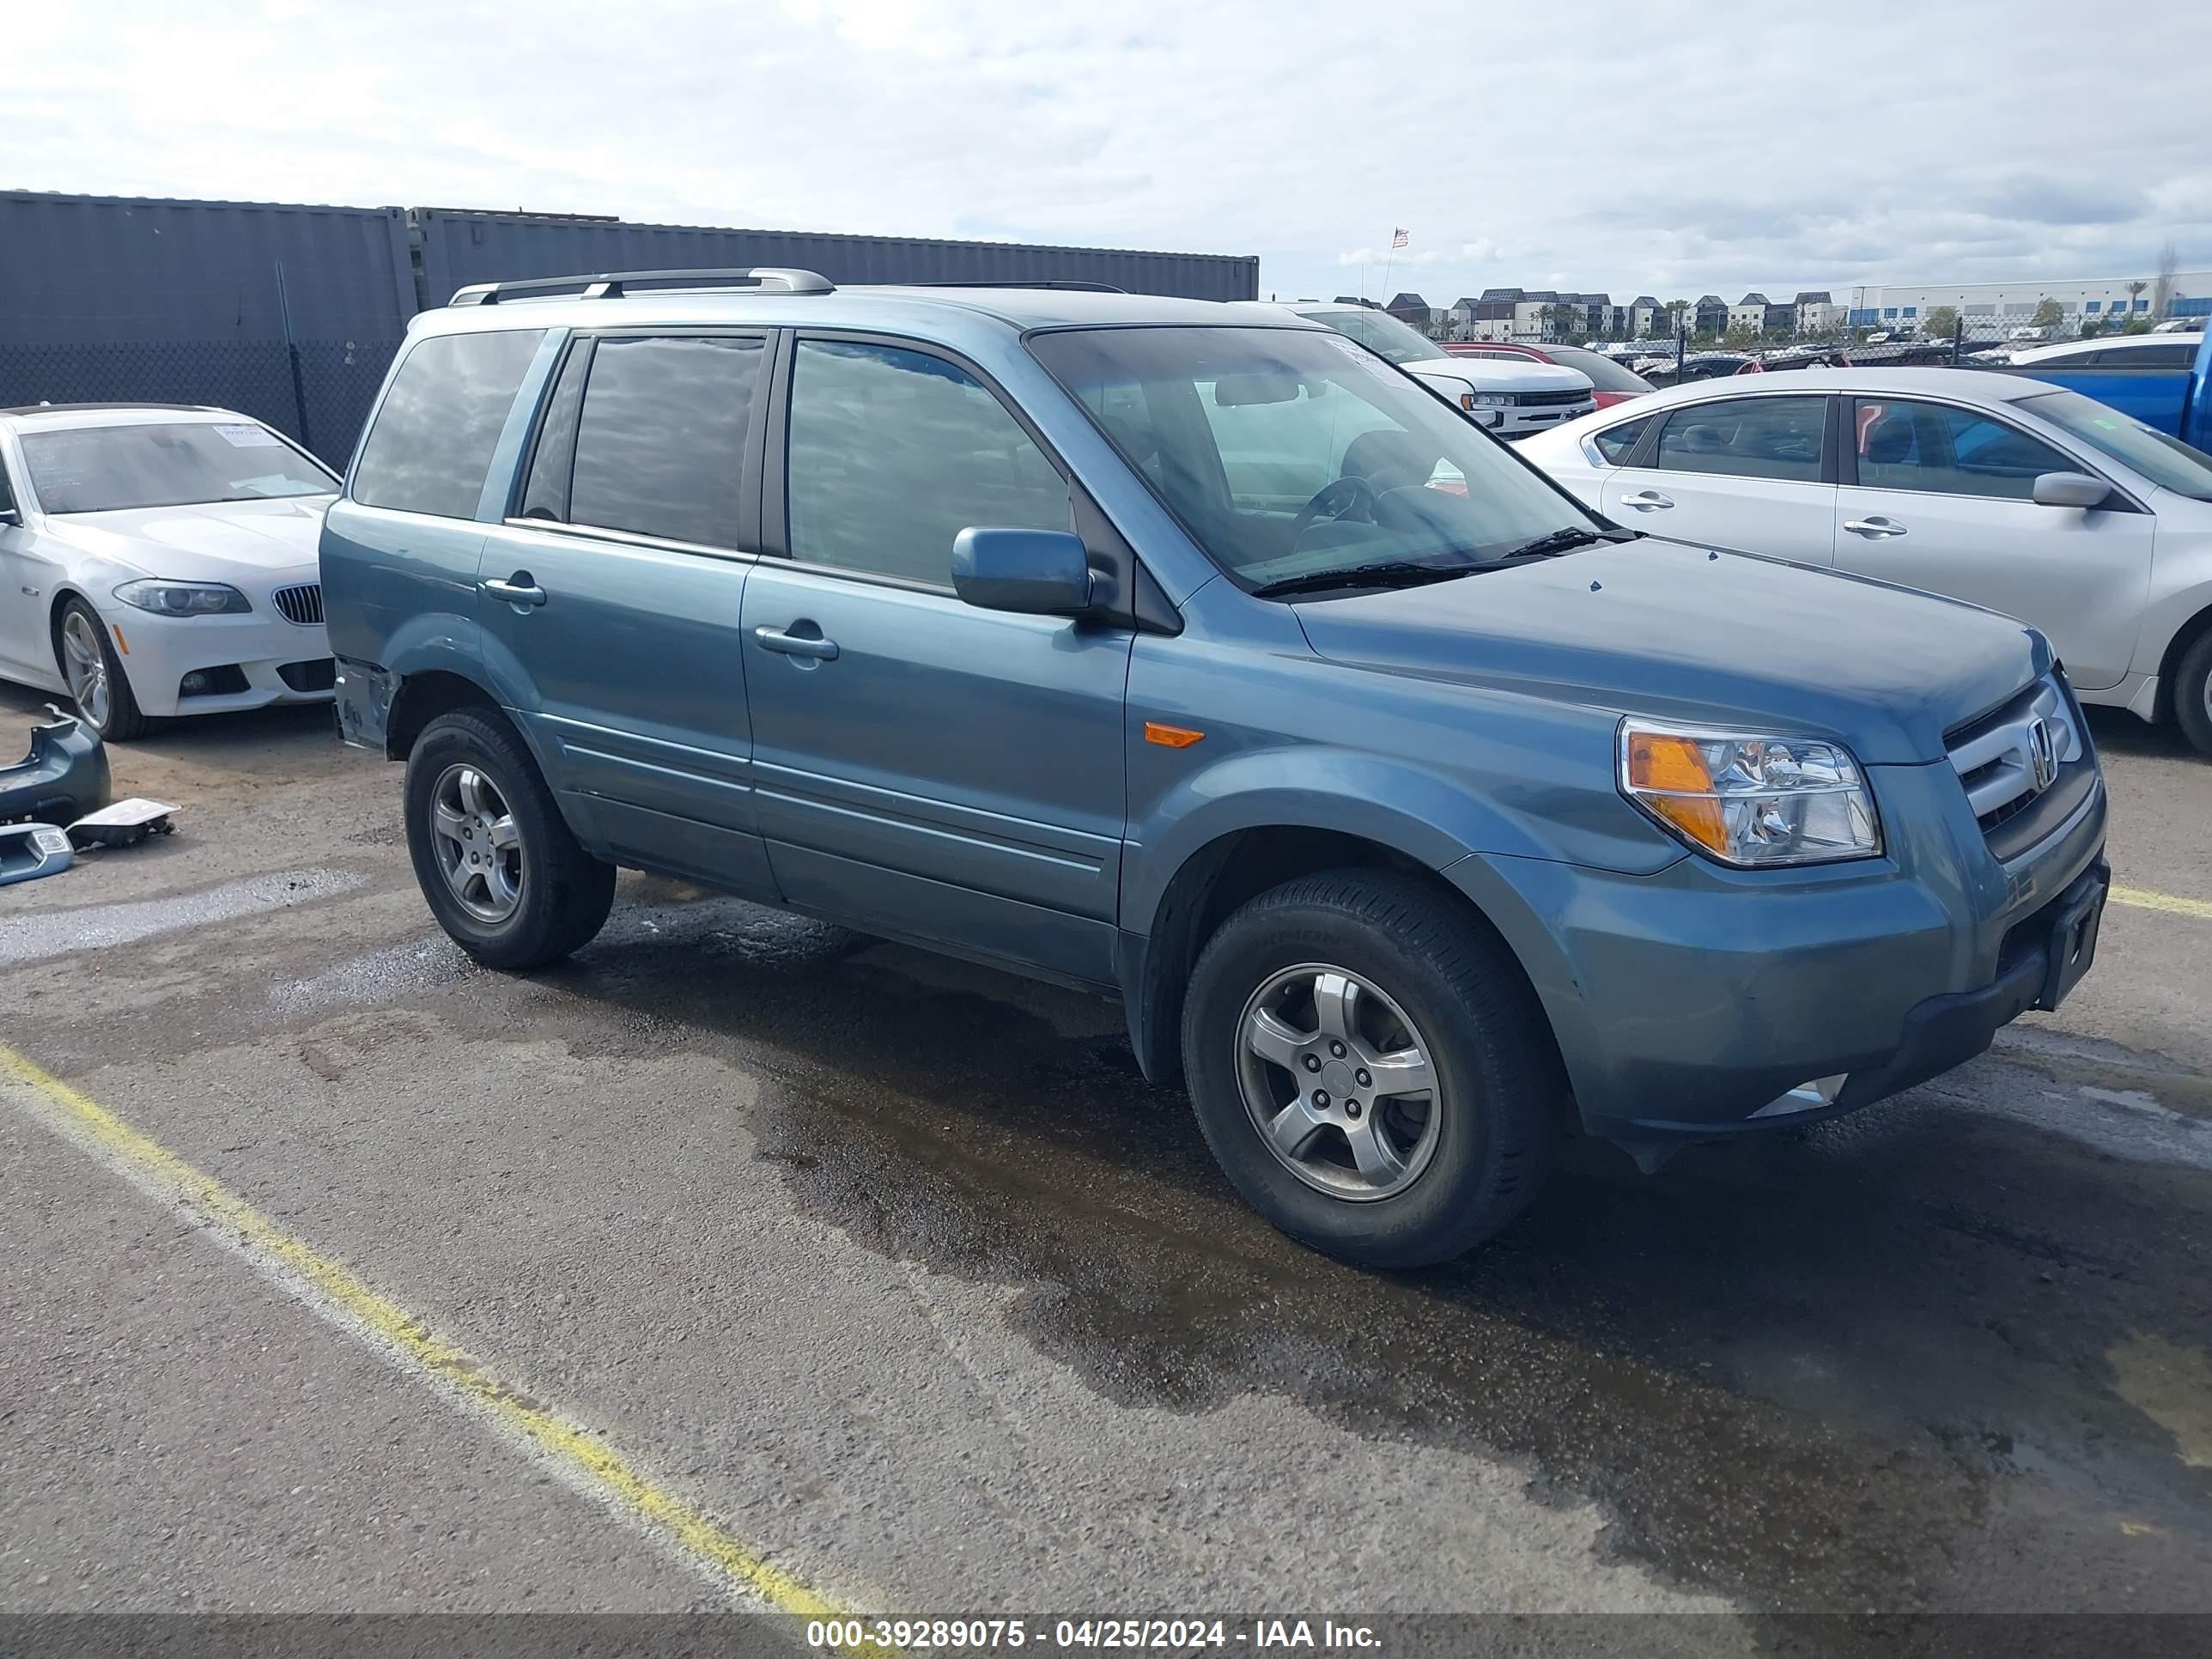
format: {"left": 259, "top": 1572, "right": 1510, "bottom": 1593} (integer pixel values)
{"left": 0, "top": 453, "right": 16, "bottom": 515}
{"left": 787, "top": 340, "right": 1070, "bottom": 584}
{"left": 558, "top": 334, "right": 763, "bottom": 546}
{"left": 19, "top": 422, "right": 337, "bottom": 514}
{"left": 1852, "top": 398, "right": 2074, "bottom": 500}
{"left": 353, "top": 329, "right": 544, "bottom": 519}
{"left": 1029, "top": 325, "right": 1601, "bottom": 592}
{"left": 1654, "top": 396, "right": 1826, "bottom": 481}
{"left": 2019, "top": 388, "right": 2212, "bottom": 501}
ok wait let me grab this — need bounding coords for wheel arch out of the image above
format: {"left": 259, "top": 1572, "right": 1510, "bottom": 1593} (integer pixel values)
{"left": 2150, "top": 595, "right": 2212, "bottom": 725}
{"left": 1117, "top": 822, "right": 1570, "bottom": 1115}
{"left": 386, "top": 667, "right": 503, "bottom": 760}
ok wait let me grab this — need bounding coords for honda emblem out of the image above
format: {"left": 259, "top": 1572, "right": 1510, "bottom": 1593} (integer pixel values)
{"left": 2027, "top": 718, "right": 2057, "bottom": 793}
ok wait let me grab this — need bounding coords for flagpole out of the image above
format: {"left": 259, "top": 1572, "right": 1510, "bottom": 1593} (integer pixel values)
{"left": 1379, "top": 229, "right": 1397, "bottom": 307}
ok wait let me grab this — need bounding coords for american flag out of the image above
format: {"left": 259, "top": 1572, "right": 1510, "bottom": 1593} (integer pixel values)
{"left": 1391, "top": 228, "right": 1410, "bottom": 249}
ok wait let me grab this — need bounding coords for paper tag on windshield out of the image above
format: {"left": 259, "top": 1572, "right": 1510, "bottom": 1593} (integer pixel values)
{"left": 213, "top": 423, "right": 283, "bottom": 447}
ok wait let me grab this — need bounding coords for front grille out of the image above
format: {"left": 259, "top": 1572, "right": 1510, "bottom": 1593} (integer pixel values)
{"left": 277, "top": 658, "right": 337, "bottom": 693}
{"left": 271, "top": 583, "right": 324, "bottom": 626}
{"left": 1516, "top": 388, "right": 1592, "bottom": 408}
{"left": 1945, "top": 675, "right": 2082, "bottom": 842}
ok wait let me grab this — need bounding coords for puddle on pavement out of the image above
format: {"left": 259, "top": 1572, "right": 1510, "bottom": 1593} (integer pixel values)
{"left": 0, "top": 867, "right": 368, "bottom": 968}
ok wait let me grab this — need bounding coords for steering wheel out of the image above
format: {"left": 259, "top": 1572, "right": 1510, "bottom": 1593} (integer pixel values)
{"left": 1286, "top": 475, "right": 1380, "bottom": 544}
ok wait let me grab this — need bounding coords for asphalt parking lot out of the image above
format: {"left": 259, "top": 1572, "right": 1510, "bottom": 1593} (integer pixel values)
{"left": 3, "top": 679, "right": 2209, "bottom": 1632}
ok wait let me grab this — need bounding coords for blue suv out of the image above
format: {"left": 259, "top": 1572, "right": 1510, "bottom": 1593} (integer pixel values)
{"left": 321, "top": 270, "right": 2109, "bottom": 1266}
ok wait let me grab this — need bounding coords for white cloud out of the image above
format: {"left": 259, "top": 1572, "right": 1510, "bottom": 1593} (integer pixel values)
{"left": 5, "top": 0, "right": 2209, "bottom": 302}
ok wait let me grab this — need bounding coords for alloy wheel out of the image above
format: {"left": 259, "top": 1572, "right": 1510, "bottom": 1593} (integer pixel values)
{"left": 1235, "top": 962, "right": 1443, "bottom": 1201}
{"left": 60, "top": 611, "right": 111, "bottom": 730}
{"left": 428, "top": 763, "right": 526, "bottom": 924}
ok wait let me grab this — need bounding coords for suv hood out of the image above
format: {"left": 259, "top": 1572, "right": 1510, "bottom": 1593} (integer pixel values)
{"left": 1410, "top": 358, "right": 1593, "bottom": 396}
{"left": 1291, "top": 539, "right": 2046, "bottom": 764}
{"left": 36, "top": 496, "right": 333, "bottom": 576}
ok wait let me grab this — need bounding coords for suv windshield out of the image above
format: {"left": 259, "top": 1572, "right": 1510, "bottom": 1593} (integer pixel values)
{"left": 2019, "top": 389, "right": 2212, "bottom": 501}
{"left": 1028, "top": 325, "right": 1605, "bottom": 592}
{"left": 19, "top": 422, "right": 336, "bottom": 514}
{"left": 1301, "top": 309, "right": 1441, "bottom": 366}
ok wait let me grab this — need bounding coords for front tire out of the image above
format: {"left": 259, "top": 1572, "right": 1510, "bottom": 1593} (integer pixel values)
{"left": 2174, "top": 629, "right": 2212, "bottom": 759}
{"left": 1181, "top": 870, "right": 1560, "bottom": 1268}
{"left": 404, "top": 708, "right": 615, "bottom": 969}
{"left": 54, "top": 598, "right": 151, "bottom": 741}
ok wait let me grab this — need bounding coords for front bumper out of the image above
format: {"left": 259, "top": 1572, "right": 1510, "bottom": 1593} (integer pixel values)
{"left": 1446, "top": 755, "right": 2108, "bottom": 1145}
{"left": 99, "top": 601, "right": 335, "bottom": 718}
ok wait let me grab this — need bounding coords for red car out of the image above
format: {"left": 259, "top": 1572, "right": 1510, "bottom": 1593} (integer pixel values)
{"left": 1441, "top": 341, "right": 1656, "bottom": 409}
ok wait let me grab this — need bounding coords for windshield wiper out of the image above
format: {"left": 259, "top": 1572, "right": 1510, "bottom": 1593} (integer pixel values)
{"left": 1498, "top": 526, "right": 1626, "bottom": 561}
{"left": 1251, "top": 560, "right": 1476, "bottom": 599}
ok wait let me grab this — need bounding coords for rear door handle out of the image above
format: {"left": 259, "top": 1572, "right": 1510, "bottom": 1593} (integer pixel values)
{"left": 1842, "top": 517, "right": 1907, "bottom": 538}
{"left": 1621, "top": 489, "right": 1674, "bottom": 510}
{"left": 754, "top": 624, "right": 840, "bottom": 661}
{"left": 482, "top": 574, "right": 548, "bottom": 609}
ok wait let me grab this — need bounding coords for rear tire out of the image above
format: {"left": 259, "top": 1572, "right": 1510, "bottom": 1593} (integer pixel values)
{"left": 2174, "top": 629, "right": 2212, "bottom": 759}
{"left": 54, "top": 598, "right": 151, "bottom": 742}
{"left": 1180, "top": 869, "right": 1560, "bottom": 1268}
{"left": 404, "top": 708, "right": 615, "bottom": 968}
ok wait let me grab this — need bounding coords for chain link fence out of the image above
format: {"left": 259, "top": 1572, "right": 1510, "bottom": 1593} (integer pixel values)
{"left": 0, "top": 338, "right": 398, "bottom": 466}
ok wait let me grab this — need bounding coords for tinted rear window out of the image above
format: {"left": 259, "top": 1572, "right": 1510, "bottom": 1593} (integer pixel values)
{"left": 565, "top": 335, "right": 764, "bottom": 546}
{"left": 352, "top": 330, "right": 544, "bottom": 519}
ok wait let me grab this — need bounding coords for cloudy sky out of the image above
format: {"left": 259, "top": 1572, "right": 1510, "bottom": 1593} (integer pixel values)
{"left": 9, "top": 0, "right": 2209, "bottom": 304}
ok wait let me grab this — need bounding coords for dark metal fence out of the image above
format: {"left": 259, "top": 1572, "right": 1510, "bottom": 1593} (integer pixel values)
{"left": 0, "top": 339, "right": 398, "bottom": 461}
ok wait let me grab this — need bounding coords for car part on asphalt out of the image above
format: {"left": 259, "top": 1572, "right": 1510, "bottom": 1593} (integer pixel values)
{"left": 0, "top": 704, "right": 110, "bottom": 826}
{"left": 0, "top": 822, "right": 76, "bottom": 885}
{"left": 68, "top": 797, "right": 179, "bottom": 848}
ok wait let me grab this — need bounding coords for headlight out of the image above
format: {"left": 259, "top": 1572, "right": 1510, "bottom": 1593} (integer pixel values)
{"left": 112, "top": 580, "right": 252, "bottom": 617}
{"left": 1619, "top": 720, "right": 1881, "bottom": 866}
{"left": 1468, "top": 392, "right": 1511, "bottom": 407}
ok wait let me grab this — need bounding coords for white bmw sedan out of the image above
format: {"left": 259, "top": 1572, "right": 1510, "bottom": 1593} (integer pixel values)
{"left": 0, "top": 404, "right": 339, "bottom": 739}
{"left": 1517, "top": 369, "right": 2212, "bottom": 755}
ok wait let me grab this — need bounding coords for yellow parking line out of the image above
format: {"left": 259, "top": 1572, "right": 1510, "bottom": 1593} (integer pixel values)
{"left": 2112, "top": 885, "right": 2212, "bottom": 922}
{"left": 0, "top": 1042, "right": 872, "bottom": 1630}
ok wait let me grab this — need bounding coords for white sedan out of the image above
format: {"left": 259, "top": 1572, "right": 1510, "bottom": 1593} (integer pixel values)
{"left": 1516, "top": 368, "right": 2212, "bottom": 755}
{"left": 0, "top": 404, "right": 339, "bottom": 739}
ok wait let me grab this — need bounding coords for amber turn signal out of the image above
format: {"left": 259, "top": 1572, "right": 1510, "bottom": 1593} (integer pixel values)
{"left": 1144, "top": 721, "right": 1205, "bottom": 749}
{"left": 1622, "top": 729, "right": 1728, "bottom": 854}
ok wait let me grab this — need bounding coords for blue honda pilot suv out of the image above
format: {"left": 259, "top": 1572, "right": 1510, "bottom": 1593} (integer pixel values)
{"left": 321, "top": 270, "right": 2109, "bottom": 1266}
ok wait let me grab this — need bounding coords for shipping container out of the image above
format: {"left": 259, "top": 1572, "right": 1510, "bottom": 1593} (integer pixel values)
{"left": 413, "top": 209, "right": 1258, "bottom": 307}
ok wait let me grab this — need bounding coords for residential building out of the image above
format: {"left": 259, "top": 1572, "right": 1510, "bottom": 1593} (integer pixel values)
{"left": 1796, "top": 291, "right": 1846, "bottom": 336}
{"left": 1629, "top": 295, "right": 1665, "bottom": 337}
{"left": 1462, "top": 287, "right": 1521, "bottom": 341}
{"left": 1763, "top": 298, "right": 1797, "bottom": 335}
{"left": 1386, "top": 291, "right": 1439, "bottom": 335}
{"left": 1512, "top": 289, "right": 1561, "bottom": 340}
{"left": 1729, "top": 292, "right": 1771, "bottom": 336}
{"left": 1692, "top": 295, "right": 1729, "bottom": 337}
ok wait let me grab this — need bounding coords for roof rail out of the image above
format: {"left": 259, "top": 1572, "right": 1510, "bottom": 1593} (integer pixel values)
{"left": 448, "top": 267, "right": 835, "bottom": 307}
{"left": 908, "top": 279, "right": 1127, "bottom": 294}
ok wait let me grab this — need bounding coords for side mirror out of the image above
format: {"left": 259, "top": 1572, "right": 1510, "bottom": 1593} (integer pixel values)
{"left": 2032, "top": 471, "right": 2109, "bottom": 509}
{"left": 951, "top": 527, "right": 1093, "bottom": 617}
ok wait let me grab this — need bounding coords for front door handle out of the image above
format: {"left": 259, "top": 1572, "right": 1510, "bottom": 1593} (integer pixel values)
{"left": 754, "top": 624, "right": 840, "bottom": 662}
{"left": 1621, "top": 489, "right": 1674, "bottom": 510}
{"left": 482, "top": 574, "right": 548, "bottom": 609}
{"left": 1842, "top": 517, "right": 1907, "bottom": 538}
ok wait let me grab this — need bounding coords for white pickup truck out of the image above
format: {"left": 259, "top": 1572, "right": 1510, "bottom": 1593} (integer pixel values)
{"left": 1249, "top": 303, "right": 1598, "bottom": 440}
